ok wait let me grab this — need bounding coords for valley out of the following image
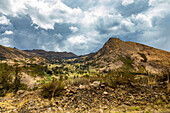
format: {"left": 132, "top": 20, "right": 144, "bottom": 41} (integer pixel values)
{"left": 0, "top": 38, "right": 170, "bottom": 113}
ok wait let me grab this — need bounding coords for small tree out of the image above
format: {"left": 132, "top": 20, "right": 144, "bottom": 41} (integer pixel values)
{"left": 13, "top": 65, "right": 21, "bottom": 93}
{"left": 0, "top": 63, "right": 13, "bottom": 96}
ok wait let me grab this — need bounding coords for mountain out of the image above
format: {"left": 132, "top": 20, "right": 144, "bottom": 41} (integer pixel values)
{"left": 24, "top": 49, "right": 77, "bottom": 60}
{"left": 0, "top": 38, "right": 169, "bottom": 74}
{"left": 82, "top": 38, "right": 170, "bottom": 74}
{"left": 0, "top": 45, "right": 30, "bottom": 60}
{"left": 0, "top": 45, "right": 77, "bottom": 64}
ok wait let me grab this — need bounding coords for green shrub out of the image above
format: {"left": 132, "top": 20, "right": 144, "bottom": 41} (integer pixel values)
{"left": 13, "top": 66, "right": 21, "bottom": 93}
{"left": 70, "top": 78, "right": 89, "bottom": 86}
{"left": 104, "top": 69, "right": 136, "bottom": 88}
{"left": 41, "top": 81, "right": 65, "bottom": 98}
{"left": 0, "top": 64, "right": 28, "bottom": 96}
{"left": 0, "top": 63, "right": 13, "bottom": 96}
{"left": 119, "top": 56, "right": 134, "bottom": 71}
{"left": 0, "top": 53, "right": 6, "bottom": 60}
{"left": 19, "top": 83, "right": 28, "bottom": 90}
{"left": 23, "top": 64, "right": 46, "bottom": 77}
{"left": 138, "top": 53, "right": 147, "bottom": 62}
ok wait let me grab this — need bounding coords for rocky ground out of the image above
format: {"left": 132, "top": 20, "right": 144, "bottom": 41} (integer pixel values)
{"left": 0, "top": 80, "right": 170, "bottom": 113}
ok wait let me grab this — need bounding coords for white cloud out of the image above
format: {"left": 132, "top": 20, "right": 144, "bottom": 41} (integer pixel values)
{"left": 149, "top": 0, "right": 170, "bottom": 6}
{"left": 0, "top": 0, "right": 170, "bottom": 54}
{"left": 0, "top": 0, "right": 26, "bottom": 16}
{"left": 67, "top": 35, "right": 87, "bottom": 44}
{"left": 0, "top": 37, "right": 13, "bottom": 47}
{"left": 0, "top": 0, "right": 82, "bottom": 29}
{"left": 25, "top": 0, "right": 83, "bottom": 29}
{"left": 2, "top": 30, "right": 13, "bottom": 35}
{"left": 0, "top": 16, "right": 11, "bottom": 25}
{"left": 122, "top": 0, "right": 134, "bottom": 6}
{"left": 69, "top": 26, "right": 79, "bottom": 33}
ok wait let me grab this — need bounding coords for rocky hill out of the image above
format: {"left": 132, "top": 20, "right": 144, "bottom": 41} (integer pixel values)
{"left": 80, "top": 38, "right": 170, "bottom": 74}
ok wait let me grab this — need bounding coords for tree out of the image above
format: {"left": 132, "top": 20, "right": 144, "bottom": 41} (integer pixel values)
{"left": 13, "top": 65, "right": 21, "bottom": 93}
{"left": 0, "top": 63, "right": 13, "bottom": 96}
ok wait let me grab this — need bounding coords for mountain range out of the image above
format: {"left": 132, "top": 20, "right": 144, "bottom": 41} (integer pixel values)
{"left": 0, "top": 38, "right": 169, "bottom": 73}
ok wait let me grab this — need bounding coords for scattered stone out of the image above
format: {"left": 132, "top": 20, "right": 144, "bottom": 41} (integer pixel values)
{"left": 90, "top": 81, "right": 101, "bottom": 87}
{"left": 68, "top": 89, "right": 76, "bottom": 94}
{"left": 103, "top": 91, "right": 109, "bottom": 95}
{"left": 1, "top": 78, "right": 170, "bottom": 113}
{"left": 101, "top": 84, "right": 105, "bottom": 88}
{"left": 16, "top": 90, "right": 25, "bottom": 96}
{"left": 79, "top": 85, "right": 88, "bottom": 89}
{"left": 103, "top": 105, "right": 108, "bottom": 110}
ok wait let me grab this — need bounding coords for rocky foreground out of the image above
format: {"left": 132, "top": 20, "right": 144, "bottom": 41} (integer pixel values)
{"left": 0, "top": 80, "right": 170, "bottom": 113}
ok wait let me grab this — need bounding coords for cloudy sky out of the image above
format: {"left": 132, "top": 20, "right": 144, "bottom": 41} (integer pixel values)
{"left": 0, "top": 0, "right": 170, "bottom": 55}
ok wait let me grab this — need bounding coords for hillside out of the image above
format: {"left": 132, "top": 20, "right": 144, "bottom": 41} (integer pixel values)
{"left": 0, "top": 38, "right": 170, "bottom": 113}
{"left": 0, "top": 45, "right": 77, "bottom": 64}
{"left": 77, "top": 38, "right": 170, "bottom": 74}
{"left": 0, "top": 45, "right": 30, "bottom": 60}
{"left": 24, "top": 49, "right": 77, "bottom": 60}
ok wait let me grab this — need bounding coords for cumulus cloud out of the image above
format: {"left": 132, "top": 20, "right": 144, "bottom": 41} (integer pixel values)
{"left": 2, "top": 30, "right": 13, "bottom": 35}
{"left": 122, "top": 0, "right": 134, "bottom": 6}
{"left": 0, "top": 16, "right": 11, "bottom": 25}
{"left": 0, "top": 37, "right": 13, "bottom": 47}
{"left": 0, "top": 0, "right": 169, "bottom": 55}
{"left": 69, "top": 26, "right": 79, "bottom": 33}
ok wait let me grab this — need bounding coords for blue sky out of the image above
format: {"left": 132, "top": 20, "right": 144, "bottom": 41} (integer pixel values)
{"left": 0, "top": 0, "right": 170, "bottom": 55}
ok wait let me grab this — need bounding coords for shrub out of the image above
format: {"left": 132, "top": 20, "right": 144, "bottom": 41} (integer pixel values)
{"left": 23, "top": 64, "right": 46, "bottom": 77}
{"left": 0, "top": 63, "right": 13, "bottom": 96}
{"left": 47, "top": 70, "right": 53, "bottom": 75}
{"left": 138, "top": 53, "right": 147, "bottom": 62}
{"left": 119, "top": 56, "right": 134, "bottom": 71}
{"left": 13, "top": 66, "right": 21, "bottom": 93}
{"left": 0, "top": 64, "right": 27, "bottom": 96}
{"left": 0, "top": 53, "right": 6, "bottom": 60}
{"left": 70, "top": 78, "right": 89, "bottom": 86}
{"left": 41, "top": 80, "right": 65, "bottom": 98}
{"left": 104, "top": 69, "right": 136, "bottom": 88}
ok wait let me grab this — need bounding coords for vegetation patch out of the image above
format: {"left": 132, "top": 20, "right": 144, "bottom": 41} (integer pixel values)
{"left": 138, "top": 52, "right": 147, "bottom": 62}
{"left": 104, "top": 69, "right": 136, "bottom": 88}
{"left": 0, "top": 64, "right": 27, "bottom": 96}
{"left": 119, "top": 56, "right": 134, "bottom": 71}
{"left": 40, "top": 80, "right": 65, "bottom": 98}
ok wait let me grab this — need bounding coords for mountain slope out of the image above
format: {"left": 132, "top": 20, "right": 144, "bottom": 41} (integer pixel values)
{"left": 0, "top": 45, "right": 30, "bottom": 60}
{"left": 82, "top": 38, "right": 170, "bottom": 74}
{"left": 24, "top": 49, "right": 77, "bottom": 60}
{"left": 0, "top": 44, "right": 77, "bottom": 61}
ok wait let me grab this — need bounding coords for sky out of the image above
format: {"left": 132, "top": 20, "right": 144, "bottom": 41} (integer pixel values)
{"left": 0, "top": 0, "right": 170, "bottom": 55}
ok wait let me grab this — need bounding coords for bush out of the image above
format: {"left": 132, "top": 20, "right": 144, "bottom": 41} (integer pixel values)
{"left": 119, "top": 56, "right": 134, "bottom": 71}
{"left": 70, "top": 78, "right": 89, "bottom": 86}
{"left": 0, "top": 64, "right": 13, "bottom": 96}
{"left": 104, "top": 69, "right": 136, "bottom": 88}
{"left": 41, "top": 81, "right": 65, "bottom": 98}
{"left": 138, "top": 53, "right": 147, "bottom": 62}
{"left": 13, "top": 66, "right": 21, "bottom": 93}
{"left": 0, "top": 64, "right": 28, "bottom": 96}
{"left": 23, "top": 64, "right": 46, "bottom": 77}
